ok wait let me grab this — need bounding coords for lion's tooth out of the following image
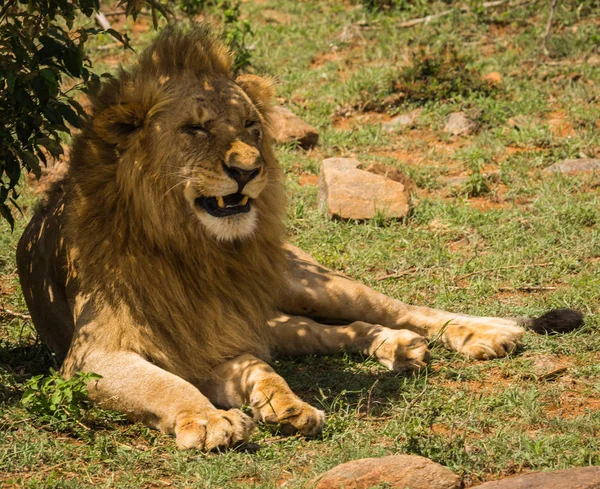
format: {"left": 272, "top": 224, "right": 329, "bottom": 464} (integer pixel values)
{"left": 240, "top": 196, "right": 249, "bottom": 206}
{"left": 217, "top": 196, "right": 225, "bottom": 208}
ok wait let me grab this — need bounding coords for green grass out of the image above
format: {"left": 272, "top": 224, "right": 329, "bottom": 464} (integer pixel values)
{"left": 1, "top": 0, "right": 600, "bottom": 487}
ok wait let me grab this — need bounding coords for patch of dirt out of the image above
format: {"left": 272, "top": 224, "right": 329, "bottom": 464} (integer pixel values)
{"left": 546, "top": 391, "right": 600, "bottom": 419}
{"left": 309, "top": 44, "right": 365, "bottom": 70}
{"left": 332, "top": 111, "right": 391, "bottom": 130}
{"left": 467, "top": 195, "right": 506, "bottom": 211}
{"left": 298, "top": 173, "right": 319, "bottom": 186}
{"left": 547, "top": 110, "right": 575, "bottom": 138}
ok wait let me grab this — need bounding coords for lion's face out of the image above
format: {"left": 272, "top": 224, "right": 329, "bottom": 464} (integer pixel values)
{"left": 157, "top": 76, "right": 270, "bottom": 241}
{"left": 94, "top": 70, "right": 278, "bottom": 243}
{"left": 150, "top": 76, "right": 272, "bottom": 241}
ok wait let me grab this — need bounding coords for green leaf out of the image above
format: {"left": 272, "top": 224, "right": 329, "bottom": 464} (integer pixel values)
{"left": 0, "top": 203, "right": 14, "bottom": 231}
{"left": 19, "top": 150, "right": 42, "bottom": 178}
{"left": 36, "top": 137, "right": 64, "bottom": 157}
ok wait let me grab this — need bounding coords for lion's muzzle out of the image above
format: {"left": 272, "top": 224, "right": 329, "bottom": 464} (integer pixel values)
{"left": 195, "top": 193, "right": 251, "bottom": 217}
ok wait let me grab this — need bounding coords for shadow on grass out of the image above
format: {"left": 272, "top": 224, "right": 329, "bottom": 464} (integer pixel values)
{"left": 0, "top": 340, "right": 55, "bottom": 405}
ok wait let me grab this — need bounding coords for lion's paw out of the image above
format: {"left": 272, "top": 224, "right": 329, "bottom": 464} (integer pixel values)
{"left": 175, "top": 408, "right": 254, "bottom": 451}
{"left": 252, "top": 385, "right": 325, "bottom": 437}
{"left": 443, "top": 318, "right": 524, "bottom": 359}
{"left": 369, "top": 328, "right": 430, "bottom": 372}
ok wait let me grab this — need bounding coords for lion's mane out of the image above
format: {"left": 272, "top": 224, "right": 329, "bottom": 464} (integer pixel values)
{"left": 36, "top": 26, "right": 288, "bottom": 382}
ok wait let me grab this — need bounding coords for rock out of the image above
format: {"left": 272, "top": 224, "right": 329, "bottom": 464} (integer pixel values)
{"left": 472, "top": 466, "right": 600, "bottom": 488}
{"left": 444, "top": 112, "right": 478, "bottom": 136}
{"left": 544, "top": 158, "right": 600, "bottom": 173}
{"left": 484, "top": 72, "right": 503, "bottom": 85}
{"left": 359, "top": 162, "right": 417, "bottom": 192}
{"left": 319, "top": 158, "right": 411, "bottom": 220}
{"left": 526, "top": 354, "right": 568, "bottom": 380}
{"left": 313, "top": 455, "right": 461, "bottom": 489}
{"left": 270, "top": 106, "right": 319, "bottom": 148}
{"left": 382, "top": 109, "right": 422, "bottom": 132}
{"left": 444, "top": 176, "right": 469, "bottom": 189}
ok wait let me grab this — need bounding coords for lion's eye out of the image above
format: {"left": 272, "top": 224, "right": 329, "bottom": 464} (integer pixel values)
{"left": 183, "top": 124, "right": 208, "bottom": 135}
{"left": 245, "top": 120, "right": 259, "bottom": 129}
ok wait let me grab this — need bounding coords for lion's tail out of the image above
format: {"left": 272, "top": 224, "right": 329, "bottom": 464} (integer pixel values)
{"left": 517, "top": 308, "right": 585, "bottom": 334}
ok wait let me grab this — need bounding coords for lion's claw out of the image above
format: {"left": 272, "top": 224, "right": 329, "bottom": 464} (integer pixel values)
{"left": 175, "top": 408, "right": 254, "bottom": 451}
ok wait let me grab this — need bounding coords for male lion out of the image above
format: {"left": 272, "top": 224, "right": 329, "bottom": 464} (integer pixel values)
{"left": 17, "top": 26, "right": 581, "bottom": 451}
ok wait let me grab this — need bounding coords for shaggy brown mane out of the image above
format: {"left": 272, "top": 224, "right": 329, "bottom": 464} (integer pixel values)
{"left": 44, "top": 26, "right": 288, "bottom": 381}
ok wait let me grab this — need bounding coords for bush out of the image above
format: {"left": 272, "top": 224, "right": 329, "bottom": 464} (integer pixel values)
{"left": 21, "top": 368, "right": 101, "bottom": 422}
{"left": 0, "top": 0, "right": 252, "bottom": 227}
{"left": 0, "top": 0, "right": 154, "bottom": 228}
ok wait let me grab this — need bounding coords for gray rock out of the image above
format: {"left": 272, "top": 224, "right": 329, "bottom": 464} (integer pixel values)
{"left": 319, "top": 158, "right": 410, "bottom": 220}
{"left": 313, "top": 454, "right": 461, "bottom": 489}
{"left": 270, "top": 106, "right": 319, "bottom": 148}
{"left": 472, "top": 466, "right": 600, "bottom": 488}
{"left": 445, "top": 112, "right": 478, "bottom": 136}
{"left": 530, "top": 355, "right": 568, "bottom": 380}
{"left": 382, "top": 109, "right": 422, "bottom": 132}
{"left": 444, "top": 176, "right": 469, "bottom": 188}
{"left": 544, "top": 158, "right": 600, "bottom": 173}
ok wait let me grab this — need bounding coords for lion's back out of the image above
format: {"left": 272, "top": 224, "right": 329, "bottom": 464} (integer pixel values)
{"left": 17, "top": 183, "right": 75, "bottom": 363}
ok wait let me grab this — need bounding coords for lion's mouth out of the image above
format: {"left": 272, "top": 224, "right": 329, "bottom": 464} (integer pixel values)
{"left": 195, "top": 193, "right": 251, "bottom": 217}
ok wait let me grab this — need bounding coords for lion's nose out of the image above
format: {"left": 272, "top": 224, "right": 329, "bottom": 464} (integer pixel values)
{"left": 222, "top": 162, "right": 261, "bottom": 190}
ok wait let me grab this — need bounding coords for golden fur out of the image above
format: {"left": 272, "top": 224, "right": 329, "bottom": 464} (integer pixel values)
{"left": 26, "top": 26, "right": 287, "bottom": 380}
{"left": 18, "top": 26, "right": 531, "bottom": 450}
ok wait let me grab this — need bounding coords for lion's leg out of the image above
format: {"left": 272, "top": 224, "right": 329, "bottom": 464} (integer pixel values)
{"left": 199, "top": 354, "right": 325, "bottom": 436}
{"left": 282, "top": 244, "right": 524, "bottom": 359}
{"left": 62, "top": 349, "right": 254, "bottom": 450}
{"left": 269, "top": 314, "right": 430, "bottom": 372}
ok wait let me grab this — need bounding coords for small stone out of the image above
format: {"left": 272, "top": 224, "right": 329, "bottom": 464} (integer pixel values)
{"left": 471, "top": 466, "right": 600, "bottom": 488}
{"left": 444, "top": 176, "right": 469, "bottom": 188}
{"left": 444, "top": 112, "right": 478, "bottom": 136}
{"left": 382, "top": 109, "right": 422, "bottom": 132}
{"left": 314, "top": 455, "right": 461, "bottom": 489}
{"left": 544, "top": 158, "right": 600, "bottom": 173}
{"left": 270, "top": 106, "right": 319, "bottom": 149}
{"left": 528, "top": 355, "right": 568, "bottom": 380}
{"left": 484, "top": 72, "right": 503, "bottom": 85}
{"left": 319, "top": 158, "right": 410, "bottom": 220}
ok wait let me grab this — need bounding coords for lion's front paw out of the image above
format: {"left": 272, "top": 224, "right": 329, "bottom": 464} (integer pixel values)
{"left": 252, "top": 380, "right": 325, "bottom": 437}
{"left": 443, "top": 318, "right": 524, "bottom": 359}
{"left": 258, "top": 398, "right": 325, "bottom": 437}
{"left": 369, "top": 328, "right": 430, "bottom": 372}
{"left": 175, "top": 408, "right": 254, "bottom": 451}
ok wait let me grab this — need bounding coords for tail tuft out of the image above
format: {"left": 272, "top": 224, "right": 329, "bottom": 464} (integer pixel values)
{"left": 524, "top": 308, "right": 584, "bottom": 334}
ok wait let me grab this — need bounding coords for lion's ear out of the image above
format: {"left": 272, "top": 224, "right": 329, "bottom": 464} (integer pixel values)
{"left": 93, "top": 102, "right": 147, "bottom": 147}
{"left": 236, "top": 74, "right": 276, "bottom": 112}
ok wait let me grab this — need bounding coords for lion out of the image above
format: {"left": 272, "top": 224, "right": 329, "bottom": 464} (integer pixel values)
{"left": 17, "top": 25, "right": 582, "bottom": 451}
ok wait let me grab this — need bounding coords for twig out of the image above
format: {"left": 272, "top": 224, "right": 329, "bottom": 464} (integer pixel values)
{"left": 542, "top": 0, "right": 559, "bottom": 53}
{"left": 457, "top": 262, "right": 553, "bottom": 281}
{"left": 398, "top": 0, "right": 514, "bottom": 28}
{"left": 0, "top": 305, "right": 31, "bottom": 321}
{"left": 401, "top": 383, "right": 428, "bottom": 422}
{"left": 498, "top": 286, "right": 557, "bottom": 292}
{"left": 103, "top": 9, "right": 126, "bottom": 17}
{"left": 375, "top": 266, "right": 417, "bottom": 281}
{"left": 94, "top": 11, "right": 112, "bottom": 30}
{"left": 94, "top": 42, "right": 123, "bottom": 52}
